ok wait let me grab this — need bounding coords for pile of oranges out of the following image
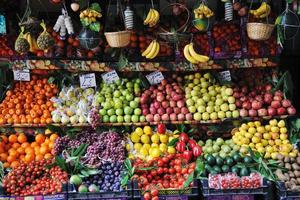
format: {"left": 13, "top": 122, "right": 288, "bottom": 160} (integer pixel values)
{"left": 0, "top": 132, "right": 59, "bottom": 168}
{"left": 0, "top": 75, "right": 58, "bottom": 124}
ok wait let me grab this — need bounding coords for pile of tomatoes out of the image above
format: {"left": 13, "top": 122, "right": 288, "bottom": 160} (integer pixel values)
{"left": 132, "top": 153, "right": 196, "bottom": 200}
{"left": 0, "top": 36, "right": 14, "bottom": 58}
{"left": 0, "top": 132, "right": 59, "bottom": 168}
{"left": 0, "top": 75, "right": 58, "bottom": 125}
{"left": 3, "top": 159, "right": 68, "bottom": 196}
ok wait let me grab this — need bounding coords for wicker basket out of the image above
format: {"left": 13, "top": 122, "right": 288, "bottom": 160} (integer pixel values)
{"left": 246, "top": 22, "right": 275, "bottom": 41}
{"left": 105, "top": 31, "right": 131, "bottom": 48}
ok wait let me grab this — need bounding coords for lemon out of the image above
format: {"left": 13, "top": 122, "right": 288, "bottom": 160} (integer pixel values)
{"left": 271, "top": 152, "right": 278, "bottom": 159}
{"left": 239, "top": 130, "right": 247, "bottom": 136}
{"left": 275, "top": 139, "right": 282, "bottom": 146}
{"left": 150, "top": 147, "right": 161, "bottom": 158}
{"left": 263, "top": 133, "right": 271, "bottom": 140}
{"left": 131, "top": 132, "right": 140, "bottom": 143}
{"left": 254, "top": 132, "right": 262, "bottom": 139}
{"left": 271, "top": 126, "right": 279, "bottom": 133}
{"left": 159, "top": 134, "right": 169, "bottom": 144}
{"left": 269, "top": 119, "right": 278, "bottom": 126}
{"left": 280, "top": 127, "right": 287, "bottom": 134}
{"left": 265, "top": 146, "right": 273, "bottom": 153}
{"left": 254, "top": 121, "right": 261, "bottom": 127}
{"left": 168, "top": 146, "right": 176, "bottom": 154}
{"left": 151, "top": 143, "right": 159, "bottom": 148}
{"left": 247, "top": 122, "right": 255, "bottom": 127}
{"left": 126, "top": 144, "right": 131, "bottom": 151}
{"left": 278, "top": 120, "right": 285, "bottom": 128}
{"left": 245, "top": 132, "right": 253, "bottom": 139}
{"left": 249, "top": 143, "right": 255, "bottom": 148}
{"left": 257, "top": 147, "right": 265, "bottom": 154}
{"left": 141, "top": 135, "right": 150, "bottom": 144}
{"left": 280, "top": 133, "right": 288, "bottom": 140}
{"left": 265, "top": 125, "right": 271, "bottom": 131}
{"left": 135, "top": 127, "right": 144, "bottom": 136}
{"left": 140, "top": 148, "right": 149, "bottom": 156}
{"left": 256, "top": 143, "right": 263, "bottom": 148}
{"left": 248, "top": 127, "right": 256, "bottom": 134}
{"left": 251, "top": 136, "right": 260, "bottom": 143}
{"left": 143, "top": 126, "right": 152, "bottom": 136}
{"left": 261, "top": 139, "right": 269, "bottom": 146}
{"left": 241, "top": 138, "right": 250, "bottom": 145}
{"left": 273, "top": 145, "right": 279, "bottom": 152}
{"left": 268, "top": 140, "right": 275, "bottom": 146}
{"left": 289, "top": 152, "right": 297, "bottom": 158}
{"left": 134, "top": 143, "right": 143, "bottom": 151}
{"left": 257, "top": 126, "right": 265, "bottom": 134}
{"left": 143, "top": 144, "right": 151, "bottom": 150}
{"left": 241, "top": 124, "right": 249, "bottom": 130}
{"left": 149, "top": 148, "right": 153, "bottom": 155}
{"left": 282, "top": 139, "right": 289, "bottom": 144}
{"left": 159, "top": 143, "right": 168, "bottom": 152}
{"left": 151, "top": 134, "right": 160, "bottom": 144}
{"left": 264, "top": 152, "right": 271, "bottom": 159}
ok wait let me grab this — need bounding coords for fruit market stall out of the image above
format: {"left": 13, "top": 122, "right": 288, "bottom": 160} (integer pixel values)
{"left": 0, "top": 0, "right": 299, "bottom": 200}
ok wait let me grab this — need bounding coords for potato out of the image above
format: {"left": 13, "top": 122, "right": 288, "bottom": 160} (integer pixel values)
{"left": 296, "top": 157, "right": 300, "bottom": 165}
{"left": 294, "top": 171, "right": 300, "bottom": 178}
{"left": 291, "top": 157, "right": 295, "bottom": 163}
{"left": 284, "top": 157, "right": 291, "bottom": 163}
{"left": 292, "top": 163, "right": 300, "bottom": 171}
{"left": 285, "top": 163, "right": 292, "bottom": 170}
{"left": 289, "top": 171, "right": 296, "bottom": 178}
{"left": 277, "top": 154, "right": 284, "bottom": 160}
{"left": 291, "top": 178, "right": 297, "bottom": 185}
{"left": 275, "top": 169, "right": 289, "bottom": 181}
{"left": 297, "top": 178, "right": 300, "bottom": 184}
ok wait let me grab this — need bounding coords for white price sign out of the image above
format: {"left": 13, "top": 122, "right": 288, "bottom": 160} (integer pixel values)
{"left": 219, "top": 70, "right": 231, "bottom": 82}
{"left": 146, "top": 71, "right": 164, "bottom": 85}
{"left": 101, "top": 70, "right": 120, "bottom": 84}
{"left": 13, "top": 69, "right": 30, "bottom": 81}
{"left": 80, "top": 73, "right": 97, "bottom": 88}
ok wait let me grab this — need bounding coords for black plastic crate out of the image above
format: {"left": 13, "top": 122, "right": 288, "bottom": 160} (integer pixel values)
{"left": 132, "top": 179, "right": 200, "bottom": 199}
{"left": 200, "top": 179, "right": 273, "bottom": 200}
{"left": 276, "top": 181, "right": 300, "bottom": 200}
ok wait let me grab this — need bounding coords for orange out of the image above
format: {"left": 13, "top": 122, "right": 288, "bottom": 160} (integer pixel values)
{"left": 48, "top": 142, "right": 54, "bottom": 149}
{"left": 0, "top": 153, "right": 8, "bottom": 162}
{"left": 3, "top": 162, "right": 10, "bottom": 168}
{"left": 39, "top": 146, "right": 49, "bottom": 155}
{"left": 21, "top": 142, "right": 30, "bottom": 148}
{"left": 11, "top": 161, "right": 19, "bottom": 168}
{"left": 30, "top": 142, "right": 39, "bottom": 148}
{"left": 9, "top": 149, "right": 18, "bottom": 157}
{"left": 35, "top": 134, "right": 45, "bottom": 144}
{"left": 44, "top": 153, "right": 52, "bottom": 160}
{"left": 34, "top": 146, "right": 40, "bottom": 154}
{"left": 12, "top": 143, "right": 21, "bottom": 149}
{"left": 33, "top": 118, "right": 40, "bottom": 124}
{"left": 43, "top": 138, "right": 50, "bottom": 145}
{"left": 24, "top": 154, "right": 34, "bottom": 163}
{"left": 25, "top": 147, "right": 34, "bottom": 155}
{"left": 50, "top": 134, "right": 59, "bottom": 142}
{"left": 17, "top": 134, "right": 27, "bottom": 143}
{"left": 17, "top": 147, "right": 25, "bottom": 155}
{"left": 7, "top": 155, "right": 16, "bottom": 163}
{"left": 8, "top": 135, "right": 17, "bottom": 143}
{"left": 0, "top": 145, "right": 4, "bottom": 154}
{"left": 1, "top": 135, "right": 8, "bottom": 143}
{"left": 35, "top": 154, "right": 44, "bottom": 161}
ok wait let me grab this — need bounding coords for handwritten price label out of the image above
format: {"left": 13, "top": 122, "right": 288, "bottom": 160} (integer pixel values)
{"left": 146, "top": 71, "right": 164, "bottom": 85}
{"left": 101, "top": 70, "right": 120, "bottom": 84}
{"left": 80, "top": 73, "right": 97, "bottom": 88}
{"left": 219, "top": 70, "right": 231, "bottom": 82}
{"left": 13, "top": 69, "right": 30, "bottom": 81}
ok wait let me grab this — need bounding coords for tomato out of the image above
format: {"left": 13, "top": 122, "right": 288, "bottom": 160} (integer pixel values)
{"left": 163, "top": 181, "right": 170, "bottom": 188}
{"left": 162, "top": 157, "right": 169, "bottom": 164}
{"left": 163, "top": 168, "right": 168, "bottom": 173}
{"left": 181, "top": 168, "right": 188, "bottom": 174}
{"left": 189, "top": 162, "right": 196, "bottom": 170}
{"left": 183, "top": 150, "right": 193, "bottom": 162}
{"left": 188, "top": 168, "right": 194, "bottom": 174}
{"left": 150, "top": 170, "right": 157, "bottom": 177}
{"left": 152, "top": 196, "right": 159, "bottom": 200}
{"left": 174, "top": 159, "right": 182, "bottom": 165}
{"left": 169, "top": 168, "right": 175, "bottom": 174}
{"left": 157, "top": 159, "right": 164, "bottom": 167}
{"left": 157, "top": 167, "right": 163, "bottom": 174}
{"left": 150, "top": 189, "right": 159, "bottom": 197}
{"left": 174, "top": 165, "right": 181, "bottom": 173}
{"left": 143, "top": 192, "right": 151, "bottom": 200}
{"left": 179, "top": 132, "right": 189, "bottom": 143}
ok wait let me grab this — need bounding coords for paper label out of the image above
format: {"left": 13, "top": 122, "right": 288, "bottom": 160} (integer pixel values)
{"left": 146, "top": 71, "right": 164, "bottom": 85}
{"left": 101, "top": 70, "right": 119, "bottom": 84}
{"left": 219, "top": 70, "right": 231, "bottom": 82}
{"left": 80, "top": 73, "right": 96, "bottom": 88}
{"left": 13, "top": 69, "right": 30, "bottom": 81}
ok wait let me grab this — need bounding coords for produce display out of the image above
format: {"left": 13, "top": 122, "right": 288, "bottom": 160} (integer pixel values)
{"left": 200, "top": 138, "right": 239, "bottom": 158}
{"left": 232, "top": 119, "right": 297, "bottom": 159}
{"left": 184, "top": 73, "right": 239, "bottom": 121}
{"left": 0, "top": 76, "right": 58, "bottom": 125}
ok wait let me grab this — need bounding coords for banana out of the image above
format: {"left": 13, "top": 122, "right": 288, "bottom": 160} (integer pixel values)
{"left": 142, "top": 40, "right": 155, "bottom": 57}
{"left": 183, "top": 44, "right": 198, "bottom": 64}
{"left": 250, "top": 2, "right": 271, "bottom": 19}
{"left": 144, "top": 8, "right": 160, "bottom": 27}
{"left": 144, "top": 9, "right": 154, "bottom": 25}
{"left": 188, "top": 43, "right": 210, "bottom": 63}
{"left": 259, "top": 5, "right": 271, "bottom": 18}
{"left": 194, "top": 3, "right": 214, "bottom": 19}
{"left": 145, "top": 41, "right": 158, "bottom": 59}
{"left": 148, "top": 42, "right": 160, "bottom": 59}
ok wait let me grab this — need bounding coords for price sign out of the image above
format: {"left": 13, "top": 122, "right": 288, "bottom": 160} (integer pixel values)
{"left": 13, "top": 69, "right": 30, "bottom": 81}
{"left": 80, "top": 73, "right": 96, "bottom": 88}
{"left": 101, "top": 70, "right": 120, "bottom": 84}
{"left": 219, "top": 70, "right": 231, "bottom": 82}
{"left": 146, "top": 71, "right": 164, "bottom": 85}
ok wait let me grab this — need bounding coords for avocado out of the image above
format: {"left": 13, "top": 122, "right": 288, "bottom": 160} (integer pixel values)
{"left": 215, "top": 156, "right": 224, "bottom": 166}
{"left": 244, "top": 156, "right": 253, "bottom": 164}
{"left": 206, "top": 155, "right": 216, "bottom": 165}
{"left": 232, "top": 152, "right": 242, "bottom": 162}
{"left": 226, "top": 157, "right": 234, "bottom": 166}
{"left": 221, "top": 165, "right": 230, "bottom": 173}
{"left": 239, "top": 168, "right": 250, "bottom": 176}
{"left": 231, "top": 166, "right": 240, "bottom": 175}
{"left": 213, "top": 166, "right": 222, "bottom": 174}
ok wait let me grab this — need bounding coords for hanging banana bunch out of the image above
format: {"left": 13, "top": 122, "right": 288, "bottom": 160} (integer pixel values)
{"left": 144, "top": 8, "right": 160, "bottom": 27}
{"left": 183, "top": 43, "right": 210, "bottom": 64}
{"left": 249, "top": 2, "right": 271, "bottom": 19}
{"left": 141, "top": 40, "right": 160, "bottom": 59}
{"left": 193, "top": 3, "right": 214, "bottom": 19}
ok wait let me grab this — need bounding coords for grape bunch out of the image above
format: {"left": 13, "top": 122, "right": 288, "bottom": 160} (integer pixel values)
{"left": 82, "top": 162, "right": 123, "bottom": 192}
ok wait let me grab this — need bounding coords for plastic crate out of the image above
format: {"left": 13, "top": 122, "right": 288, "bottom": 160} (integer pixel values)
{"left": 276, "top": 181, "right": 300, "bottom": 200}
{"left": 67, "top": 183, "right": 132, "bottom": 200}
{"left": 132, "top": 179, "right": 200, "bottom": 200}
{"left": 200, "top": 179, "right": 273, "bottom": 200}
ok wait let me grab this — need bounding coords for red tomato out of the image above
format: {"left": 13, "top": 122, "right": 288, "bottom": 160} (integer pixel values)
{"left": 143, "top": 192, "right": 151, "bottom": 200}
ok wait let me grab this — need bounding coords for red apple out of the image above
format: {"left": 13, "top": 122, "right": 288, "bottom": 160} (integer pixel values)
{"left": 271, "top": 100, "right": 281, "bottom": 109}
{"left": 267, "top": 107, "right": 277, "bottom": 116}
{"left": 287, "top": 106, "right": 296, "bottom": 115}
{"left": 277, "top": 107, "right": 286, "bottom": 115}
{"left": 282, "top": 99, "right": 292, "bottom": 108}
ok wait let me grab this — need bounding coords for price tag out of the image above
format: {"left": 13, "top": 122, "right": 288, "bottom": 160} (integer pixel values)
{"left": 101, "top": 70, "right": 120, "bottom": 84}
{"left": 219, "top": 70, "right": 231, "bottom": 82}
{"left": 79, "top": 73, "right": 96, "bottom": 88}
{"left": 13, "top": 69, "right": 30, "bottom": 81}
{"left": 146, "top": 71, "right": 164, "bottom": 85}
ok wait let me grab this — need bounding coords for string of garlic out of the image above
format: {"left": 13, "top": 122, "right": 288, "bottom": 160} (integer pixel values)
{"left": 53, "top": 8, "right": 74, "bottom": 39}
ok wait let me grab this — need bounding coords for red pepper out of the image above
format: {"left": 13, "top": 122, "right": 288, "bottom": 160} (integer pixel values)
{"left": 175, "top": 141, "right": 186, "bottom": 153}
{"left": 188, "top": 139, "right": 197, "bottom": 149}
{"left": 192, "top": 145, "right": 202, "bottom": 157}
{"left": 179, "top": 133, "right": 189, "bottom": 143}
{"left": 183, "top": 150, "right": 193, "bottom": 162}
{"left": 157, "top": 123, "right": 166, "bottom": 134}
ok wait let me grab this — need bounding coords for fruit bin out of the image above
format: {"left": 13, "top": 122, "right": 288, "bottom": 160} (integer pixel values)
{"left": 131, "top": 179, "right": 200, "bottom": 199}
{"left": 200, "top": 178, "right": 274, "bottom": 200}
{"left": 276, "top": 181, "right": 300, "bottom": 200}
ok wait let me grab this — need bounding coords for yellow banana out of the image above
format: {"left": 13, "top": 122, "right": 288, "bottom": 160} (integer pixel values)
{"left": 144, "top": 9, "right": 154, "bottom": 25}
{"left": 188, "top": 43, "right": 210, "bottom": 63}
{"left": 146, "top": 40, "right": 158, "bottom": 59}
{"left": 142, "top": 40, "right": 155, "bottom": 57}
{"left": 184, "top": 44, "right": 198, "bottom": 64}
{"left": 148, "top": 42, "right": 160, "bottom": 59}
{"left": 250, "top": 2, "right": 270, "bottom": 18}
{"left": 259, "top": 5, "right": 271, "bottom": 18}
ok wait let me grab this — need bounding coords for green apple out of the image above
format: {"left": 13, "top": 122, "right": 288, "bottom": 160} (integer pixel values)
{"left": 220, "top": 103, "right": 229, "bottom": 112}
{"left": 99, "top": 109, "right": 107, "bottom": 116}
{"left": 139, "top": 115, "right": 146, "bottom": 122}
{"left": 202, "top": 112, "right": 210, "bottom": 121}
{"left": 186, "top": 99, "right": 194, "bottom": 106}
{"left": 116, "top": 108, "right": 123, "bottom": 116}
{"left": 188, "top": 106, "right": 197, "bottom": 113}
{"left": 215, "top": 98, "right": 223, "bottom": 106}
{"left": 134, "top": 108, "right": 142, "bottom": 115}
{"left": 124, "top": 106, "right": 133, "bottom": 115}
{"left": 194, "top": 113, "right": 202, "bottom": 121}
{"left": 107, "top": 109, "right": 115, "bottom": 116}
{"left": 103, "top": 102, "right": 112, "bottom": 110}
{"left": 229, "top": 104, "right": 236, "bottom": 111}
{"left": 113, "top": 90, "right": 122, "bottom": 98}
{"left": 225, "top": 111, "right": 232, "bottom": 118}
{"left": 225, "top": 88, "right": 233, "bottom": 96}
{"left": 210, "top": 112, "right": 218, "bottom": 120}
{"left": 206, "top": 106, "right": 214, "bottom": 114}
{"left": 124, "top": 115, "right": 131, "bottom": 123}
{"left": 228, "top": 96, "right": 235, "bottom": 104}
{"left": 109, "top": 115, "right": 117, "bottom": 123}
{"left": 232, "top": 110, "right": 239, "bottom": 118}
{"left": 130, "top": 101, "right": 138, "bottom": 109}
{"left": 218, "top": 111, "right": 226, "bottom": 119}
{"left": 131, "top": 115, "right": 139, "bottom": 123}
{"left": 102, "top": 115, "right": 109, "bottom": 123}
{"left": 197, "top": 105, "right": 206, "bottom": 113}
{"left": 117, "top": 115, "right": 124, "bottom": 123}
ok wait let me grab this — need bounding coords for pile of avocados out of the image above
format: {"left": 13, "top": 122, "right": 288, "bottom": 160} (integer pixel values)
{"left": 203, "top": 152, "right": 254, "bottom": 177}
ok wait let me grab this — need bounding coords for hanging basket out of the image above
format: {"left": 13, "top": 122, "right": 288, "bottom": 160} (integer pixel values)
{"left": 104, "top": 30, "right": 131, "bottom": 48}
{"left": 246, "top": 22, "right": 275, "bottom": 41}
